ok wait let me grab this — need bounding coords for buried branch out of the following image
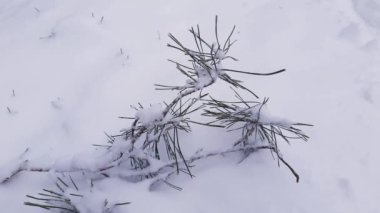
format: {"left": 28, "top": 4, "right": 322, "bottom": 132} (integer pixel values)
{"left": 1, "top": 16, "right": 310, "bottom": 196}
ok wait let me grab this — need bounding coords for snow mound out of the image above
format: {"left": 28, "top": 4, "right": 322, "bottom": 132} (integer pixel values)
{"left": 135, "top": 104, "right": 164, "bottom": 126}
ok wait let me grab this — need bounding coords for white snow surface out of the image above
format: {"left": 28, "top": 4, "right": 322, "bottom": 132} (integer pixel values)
{"left": 135, "top": 103, "right": 164, "bottom": 126}
{"left": 1, "top": 0, "right": 380, "bottom": 212}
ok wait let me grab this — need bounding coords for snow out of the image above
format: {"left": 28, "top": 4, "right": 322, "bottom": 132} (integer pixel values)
{"left": 215, "top": 49, "right": 226, "bottom": 60}
{"left": 1, "top": 0, "right": 380, "bottom": 212}
{"left": 0, "top": 158, "right": 26, "bottom": 184}
{"left": 135, "top": 104, "right": 164, "bottom": 126}
{"left": 194, "top": 66, "right": 217, "bottom": 89}
{"left": 353, "top": 0, "right": 380, "bottom": 29}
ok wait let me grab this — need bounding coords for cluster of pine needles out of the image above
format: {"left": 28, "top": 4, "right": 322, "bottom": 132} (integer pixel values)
{"left": 6, "top": 16, "right": 313, "bottom": 212}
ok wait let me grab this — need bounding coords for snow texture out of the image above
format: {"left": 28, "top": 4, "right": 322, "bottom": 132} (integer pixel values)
{"left": 1, "top": 0, "right": 380, "bottom": 212}
{"left": 135, "top": 104, "right": 164, "bottom": 126}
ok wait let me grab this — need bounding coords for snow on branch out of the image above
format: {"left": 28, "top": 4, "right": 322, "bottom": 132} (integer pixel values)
{"left": 24, "top": 175, "right": 130, "bottom": 213}
{"left": 0, "top": 16, "right": 311, "bottom": 210}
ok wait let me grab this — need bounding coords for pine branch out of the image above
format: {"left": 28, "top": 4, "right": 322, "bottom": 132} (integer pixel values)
{"left": 24, "top": 176, "right": 130, "bottom": 213}
{"left": 0, "top": 16, "right": 310, "bottom": 197}
{"left": 118, "top": 144, "right": 300, "bottom": 186}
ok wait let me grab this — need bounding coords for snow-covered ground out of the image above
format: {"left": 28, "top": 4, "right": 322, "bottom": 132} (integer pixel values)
{"left": 1, "top": 0, "right": 380, "bottom": 212}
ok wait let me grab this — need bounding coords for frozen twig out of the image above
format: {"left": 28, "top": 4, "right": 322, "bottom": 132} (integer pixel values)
{"left": 1, "top": 16, "right": 310, "bottom": 193}
{"left": 118, "top": 144, "right": 300, "bottom": 186}
{"left": 25, "top": 175, "right": 130, "bottom": 213}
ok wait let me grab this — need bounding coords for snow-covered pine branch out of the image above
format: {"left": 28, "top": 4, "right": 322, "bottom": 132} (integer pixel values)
{"left": 24, "top": 175, "right": 130, "bottom": 213}
{"left": 0, "top": 16, "right": 311, "bottom": 212}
